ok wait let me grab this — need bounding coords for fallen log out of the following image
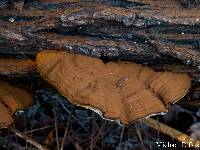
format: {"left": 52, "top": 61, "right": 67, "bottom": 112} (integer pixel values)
{"left": 0, "top": 0, "right": 199, "bottom": 102}
{"left": 0, "top": 1, "right": 200, "bottom": 66}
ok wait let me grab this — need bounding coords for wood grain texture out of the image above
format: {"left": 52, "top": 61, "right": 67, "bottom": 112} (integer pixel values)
{"left": 0, "top": 59, "right": 36, "bottom": 75}
{"left": 0, "top": 1, "right": 200, "bottom": 67}
{"left": 0, "top": 0, "right": 199, "bottom": 114}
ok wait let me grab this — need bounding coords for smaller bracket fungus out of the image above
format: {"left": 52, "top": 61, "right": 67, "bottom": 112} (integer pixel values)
{"left": 0, "top": 81, "right": 33, "bottom": 128}
{"left": 36, "top": 50, "right": 191, "bottom": 125}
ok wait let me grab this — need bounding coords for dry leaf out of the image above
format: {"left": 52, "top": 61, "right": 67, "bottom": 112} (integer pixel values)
{"left": 36, "top": 50, "right": 191, "bottom": 125}
{"left": 0, "top": 80, "right": 33, "bottom": 128}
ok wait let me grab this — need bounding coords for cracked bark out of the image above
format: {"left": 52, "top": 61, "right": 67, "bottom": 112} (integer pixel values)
{"left": 0, "top": 0, "right": 200, "bottom": 104}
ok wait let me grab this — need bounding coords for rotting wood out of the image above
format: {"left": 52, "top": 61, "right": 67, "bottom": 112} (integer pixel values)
{"left": 0, "top": 27, "right": 171, "bottom": 63}
{"left": 0, "top": 59, "right": 36, "bottom": 75}
{"left": 1, "top": 27, "right": 199, "bottom": 67}
{"left": 0, "top": 1, "right": 200, "bottom": 67}
{"left": 0, "top": 55, "right": 198, "bottom": 85}
{"left": 0, "top": 58, "right": 38, "bottom": 79}
{"left": 0, "top": 57, "right": 198, "bottom": 81}
{"left": 0, "top": 57, "right": 198, "bottom": 110}
{"left": 0, "top": 0, "right": 199, "bottom": 106}
{"left": 149, "top": 40, "right": 200, "bottom": 66}
{"left": 1, "top": 1, "right": 200, "bottom": 26}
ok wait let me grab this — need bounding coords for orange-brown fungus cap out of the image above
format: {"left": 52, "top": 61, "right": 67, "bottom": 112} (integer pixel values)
{"left": 36, "top": 50, "right": 191, "bottom": 125}
{"left": 0, "top": 101, "right": 13, "bottom": 128}
{"left": 0, "top": 80, "right": 33, "bottom": 128}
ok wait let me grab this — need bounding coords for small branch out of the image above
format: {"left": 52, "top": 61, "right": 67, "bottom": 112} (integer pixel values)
{"left": 141, "top": 118, "right": 200, "bottom": 147}
{"left": 60, "top": 109, "right": 72, "bottom": 150}
{"left": 9, "top": 126, "right": 48, "bottom": 150}
{"left": 134, "top": 122, "right": 146, "bottom": 150}
{"left": 53, "top": 110, "right": 60, "bottom": 150}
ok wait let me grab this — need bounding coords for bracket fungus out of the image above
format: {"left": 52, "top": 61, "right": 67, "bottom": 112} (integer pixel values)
{"left": 0, "top": 80, "right": 33, "bottom": 128}
{"left": 36, "top": 50, "right": 191, "bottom": 125}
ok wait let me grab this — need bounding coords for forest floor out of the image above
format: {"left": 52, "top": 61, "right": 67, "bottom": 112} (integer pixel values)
{"left": 0, "top": 0, "right": 200, "bottom": 149}
{"left": 0, "top": 88, "right": 199, "bottom": 150}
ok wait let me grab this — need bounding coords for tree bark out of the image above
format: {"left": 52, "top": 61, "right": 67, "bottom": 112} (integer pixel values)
{"left": 0, "top": 0, "right": 200, "bottom": 102}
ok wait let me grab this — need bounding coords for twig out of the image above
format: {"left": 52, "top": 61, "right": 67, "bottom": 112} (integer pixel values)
{"left": 86, "top": 121, "right": 108, "bottom": 150}
{"left": 53, "top": 110, "right": 60, "bottom": 150}
{"left": 134, "top": 122, "right": 146, "bottom": 150}
{"left": 119, "top": 126, "right": 125, "bottom": 148}
{"left": 141, "top": 118, "right": 200, "bottom": 147}
{"left": 26, "top": 125, "right": 55, "bottom": 133}
{"left": 9, "top": 126, "right": 48, "bottom": 150}
{"left": 60, "top": 108, "right": 73, "bottom": 150}
{"left": 55, "top": 97, "right": 90, "bottom": 133}
{"left": 90, "top": 113, "right": 96, "bottom": 150}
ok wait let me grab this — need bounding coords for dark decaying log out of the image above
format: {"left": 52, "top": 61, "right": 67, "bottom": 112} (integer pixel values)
{"left": 0, "top": 0, "right": 200, "bottom": 104}
{"left": 0, "top": 1, "right": 200, "bottom": 65}
{"left": 0, "top": 59, "right": 37, "bottom": 78}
